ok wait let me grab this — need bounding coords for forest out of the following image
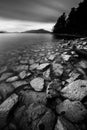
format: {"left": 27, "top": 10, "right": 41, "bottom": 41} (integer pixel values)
{"left": 53, "top": 0, "right": 87, "bottom": 36}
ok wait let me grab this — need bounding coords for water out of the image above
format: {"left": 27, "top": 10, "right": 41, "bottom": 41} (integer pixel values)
{"left": 0, "top": 33, "right": 61, "bottom": 66}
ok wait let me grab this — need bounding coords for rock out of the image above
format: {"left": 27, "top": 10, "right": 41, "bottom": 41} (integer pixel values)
{"left": 30, "top": 77, "right": 44, "bottom": 91}
{"left": 37, "top": 63, "right": 50, "bottom": 71}
{"left": 0, "top": 73, "right": 13, "bottom": 82}
{"left": 30, "top": 63, "right": 39, "bottom": 70}
{"left": 36, "top": 109, "right": 55, "bottom": 130}
{"left": 43, "top": 69, "right": 50, "bottom": 80}
{"left": 19, "top": 90, "right": 47, "bottom": 106}
{"left": 19, "top": 103, "right": 47, "bottom": 130}
{"left": 19, "top": 71, "right": 27, "bottom": 79}
{"left": 13, "top": 65, "right": 28, "bottom": 72}
{"left": 12, "top": 81, "right": 28, "bottom": 89}
{"left": 56, "top": 99, "right": 87, "bottom": 123}
{"left": 61, "top": 80, "right": 87, "bottom": 101}
{"left": 0, "top": 94, "right": 18, "bottom": 129}
{"left": 19, "top": 103, "right": 55, "bottom": 130}
{"left": 78, "top": 60, "right": 87, "bottom": 69}
{"left": 6, "top": 76, "right": 19, "bottom": 82}
{"left": 66, "top": 72, "right": 80, "bottom": 84}
{"left": 29, "top": 59, "right": 35, "bottom": 65}
{"left": 46, "top": 80, "right": 61, "bottom": 98}
{"left": 52, "top": 63, "right": 63, "bottom": 77}
{"left": 55, "top": 116, "right": 77, "bottom": 130}
{"left": 61, "top": 54, "right": 71, "bottom": 61}
{"left": 0, "top": 66, "right": 7, "bottom": 74}
{"left": 0, "top": 83, "right": 14, "bottom": 100}
{"left": 48, "top": 54, "right": 55, "bottom": 61}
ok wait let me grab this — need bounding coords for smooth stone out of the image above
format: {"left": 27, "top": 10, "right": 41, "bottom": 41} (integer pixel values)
{"left": 0, "top": 94, "right": 18, "bottom": 129}
{"left": 52, "top": 63, "right": 63, "bottom": 77}
{"left": 55, "top": 116, "right": 77, "bottom": 130}
{"left": 6, "top": 76, "right": 19, "bottom": 82}
{"left": 19, "top": 90, "right": 47, "bottom": 106}
{"left": 0, "top": 83, "right": 14, "bottom": 100}
{"left": 37, "top": 63, "right": 50, "bottom": 71}
{"left": 56, "top": 99, "right": 87, "bottom": 123}
{"left": 12, "top": 81, "right": 28, "bottom": 89}
{"left": 0, "top": 73, "right": 13, "bottom": 82}
{"left": 61, "top": 80, "right": 87, "bottom": 101}
{"left": 30, "top": 77, "right": 44, "bottom": 91}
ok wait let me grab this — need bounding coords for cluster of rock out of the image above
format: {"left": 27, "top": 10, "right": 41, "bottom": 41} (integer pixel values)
{"left": 0, "top": 37, "right": 87, "bottom": 130}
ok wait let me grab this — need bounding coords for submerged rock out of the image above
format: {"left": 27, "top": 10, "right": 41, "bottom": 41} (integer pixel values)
{"left": 56, "top": 99, "right": 87, "bottom": 123}
{"left": 30, "top": 77, "right": 44, "bottom": 91}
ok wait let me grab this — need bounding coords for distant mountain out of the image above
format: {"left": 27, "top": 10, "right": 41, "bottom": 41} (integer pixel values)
{"left": 22, "top": 29, "right": 51, "bottom": 34}
{"left": 0, "top": 31, "right": 7, "bottom": 33}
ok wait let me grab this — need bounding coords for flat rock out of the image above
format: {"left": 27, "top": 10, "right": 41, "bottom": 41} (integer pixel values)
{"left": 52, "top": 63, "right": 63, "bottom": 77}
{"left": 6, "top": 76, "right": 19, "bottom": 82}
{"left": 0, "top": 83, "right": 14, "bottom": 100}
{"left": 56, "top": 99, "right": 87, "bottom": 123}
{"left": 48, "top": 54, "right": 55, "bottom": 61}
{"left": 0, "top": 94, "right": 18, "bottom": 129}
{"left": 0, "top": 73, "right": 13, "bottom": 82}
{"left": 61, "top": 54, "right": 71, "bottom": 61}
{"left": 55, "top": 116, "right": 77, "bottom": 130}
{"left": 37, "top": 63, "right": 50, "bottom": 71}
{"left": 61, "top": 80, "right": 87, "bottom": 101}
{"left": 12, "top": 81, "right": 28, "bottom": 89}
{"left": 19, "top": 90, "right": 47, "bottom": 106}
{"left": 30, "top": 63, "right": 39, "bottom": 70}
{"left": 30, "top": 77, "right": 44, "bottom": 91}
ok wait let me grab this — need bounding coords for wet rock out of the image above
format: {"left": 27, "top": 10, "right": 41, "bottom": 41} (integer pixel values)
{"left": 19, "top": 103, "right": 47, "bottom": 130}
{"left": 0, "top": 66, "right": 7, "bottom": 74}
{"left": 61, "top": 80, "right": 87, "bottom": 101}
{"left": 43, "top": 69, "right": 50, "bottom": 80}
{"left": 30, "top": 63, "right": 39, "bottom": 70}
{"left": 0, "top": 83, "right": 14, "bottom": 100}
{"left": 19, "top": 90, "right": 47, "bottom": 106}
{"left": 56, "top": 99, "right": 87, "bottom": 123}
{"left": 0, "top": 73, "right": 13, "bottom": 82}
{"left": 12, "top": 81, "right": 28, "bottom": 89}
{"left": 30, "top": 77, "right": 44, "bottom": 91}
{"left": 61, "top": 54, "right": 71, "bottom": 61}
{"left": 19, "top": 103, "right": 55, "bottom": 130}
{"left": 52, "top": 63, "right": 63, "bottom": 77}
{"left": 37, "top": 63, "right": 50, "bottom": 71}
{"left": 55, "top": 116, "right": 77, "bottom": 130}
{"left": 48, "top": 54, "right": 55, "bottom": 61}
{"left": 6, "top": 76, "right": 19, "bottom": 82}
{"left": 13, "top": 65, "right": 28, "bottom": 72}
{"left": 0, "top": 94, "right": 18, "bottom": 129}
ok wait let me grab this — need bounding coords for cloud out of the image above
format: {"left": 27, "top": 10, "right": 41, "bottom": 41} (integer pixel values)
{"left": 0, "top": 0, "right": 83, "bottom": 23}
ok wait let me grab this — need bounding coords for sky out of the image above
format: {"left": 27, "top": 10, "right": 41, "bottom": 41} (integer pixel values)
{"left": 0, "top": 0, "right": 83, "bottom": 32}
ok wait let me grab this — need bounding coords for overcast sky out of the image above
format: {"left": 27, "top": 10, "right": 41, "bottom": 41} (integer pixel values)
{"left": 0, "top": 0, "right": 83, "bottom": 32}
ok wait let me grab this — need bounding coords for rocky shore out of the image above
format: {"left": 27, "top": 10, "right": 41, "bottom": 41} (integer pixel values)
{"left": 0, "top": 37, "right": 87, "bottom": 130}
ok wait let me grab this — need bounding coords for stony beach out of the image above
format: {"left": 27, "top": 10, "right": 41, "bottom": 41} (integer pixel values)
{"left": 0, "top": 37, "right": 87, "bottom": 130}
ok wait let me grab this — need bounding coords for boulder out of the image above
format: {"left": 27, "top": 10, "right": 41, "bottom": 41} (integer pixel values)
{"left": 61, "top": 80, "right": 87, "bottom": 101}
{"left": 56, "top": 99, "right": 87, "bottom": 123}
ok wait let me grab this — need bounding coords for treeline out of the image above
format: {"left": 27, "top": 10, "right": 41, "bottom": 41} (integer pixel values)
{"left": 53, "top": 0, "right": 87, "bottom": 35}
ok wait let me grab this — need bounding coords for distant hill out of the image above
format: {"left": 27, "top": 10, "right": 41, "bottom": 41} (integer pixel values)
{"left": 22, "top": 29, "right": 51, "bottom": 34}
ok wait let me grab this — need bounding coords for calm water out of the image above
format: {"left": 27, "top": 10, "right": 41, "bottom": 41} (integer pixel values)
{"left": 0, "top": 33, "right": 61, "bottom": 66}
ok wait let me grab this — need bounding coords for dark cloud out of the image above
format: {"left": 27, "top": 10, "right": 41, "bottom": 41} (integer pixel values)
{"left": 0, "top": 0, "right": 83, "bottom": 22}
